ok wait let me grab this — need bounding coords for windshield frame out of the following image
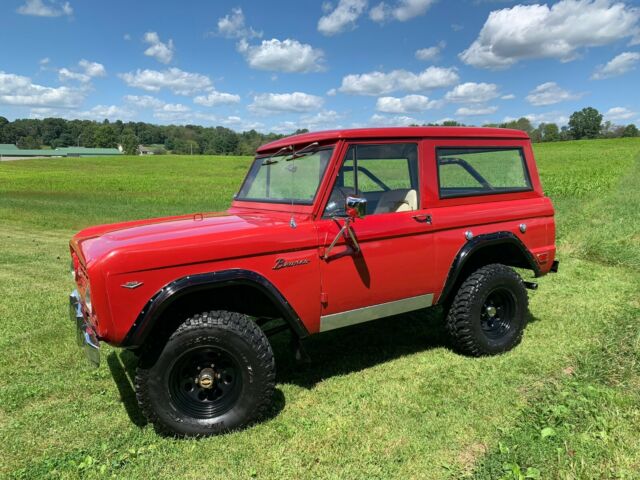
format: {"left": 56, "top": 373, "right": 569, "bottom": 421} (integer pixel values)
{"left": 235, "top": 145, "right": 335, "bottom": 206}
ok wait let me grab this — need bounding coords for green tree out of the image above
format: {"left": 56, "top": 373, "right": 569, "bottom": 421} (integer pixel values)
{"left": 0, "top": 116, "right": 8, "bottom": 143}
{"left": 622, "top": 124, "right": 639, "bottom": 137}
{"left": 121, "top": 134, "right": 139, "bottom": 155}
{"left": 500, "top": 117, "right": 533, "bottom": 134}
{"left": 529, "top": 125, "right": 543, "bottom": 143}
{"left": 95, "top": 124, "right": 117, "bottom": 147}
{"left": 542, "top": 123, "right": 560, "bottom": 142}
{"left": 17, "top": 135, "right": 40, "bottom": 149}
{"left": 568, "top": 107, "right": 602, "bottom": 139}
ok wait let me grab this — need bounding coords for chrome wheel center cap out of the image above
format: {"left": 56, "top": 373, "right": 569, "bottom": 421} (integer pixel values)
{"left": 197, "top": 368, "right": 216, "bottom": 389}
{"left": 486, "top": 306, "right": 497, "bottom": 318}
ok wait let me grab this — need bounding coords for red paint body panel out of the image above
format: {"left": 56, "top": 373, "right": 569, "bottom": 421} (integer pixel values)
{"left": 69, "top": 127, "right": 556, "bottom": 346}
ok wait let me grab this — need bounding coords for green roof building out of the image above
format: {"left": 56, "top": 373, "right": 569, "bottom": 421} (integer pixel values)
{"left": 54, "top": 147, "right": 122, "bottom": 157}
{"left": 0, "top": 145, "right": 122, "bottom": 158}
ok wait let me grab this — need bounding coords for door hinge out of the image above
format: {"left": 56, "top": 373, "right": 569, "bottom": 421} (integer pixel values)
{"left": 320, "top": 292, "right": 329, "bottom": 305}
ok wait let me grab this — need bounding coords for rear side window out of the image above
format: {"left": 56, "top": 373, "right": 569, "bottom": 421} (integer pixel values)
{"left": 437, "top": 147, "right": 532, "bottom": 198}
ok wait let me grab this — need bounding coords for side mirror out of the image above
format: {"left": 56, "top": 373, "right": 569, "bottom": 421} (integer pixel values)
{"left": 345, "top": 196, "right": 367, "bottom": 219}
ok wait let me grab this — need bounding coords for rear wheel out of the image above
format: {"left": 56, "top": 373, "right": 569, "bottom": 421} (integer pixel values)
{"left": 135, "top": 310, "right": 275, "bottom": 437}
{"left": 446, "top": 264, "right": 528, "bottom": 356}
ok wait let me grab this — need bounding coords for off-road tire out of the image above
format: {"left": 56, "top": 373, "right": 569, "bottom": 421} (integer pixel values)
{"left": 135, "top": 310, "right": 275, "bottom": 437}
{"left": 445, "top": 264, "right": 528, "bottom": 356}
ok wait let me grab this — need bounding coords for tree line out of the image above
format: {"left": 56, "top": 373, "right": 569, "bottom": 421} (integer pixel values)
{"left": 0, "top": 107, "right": 637, "bottom": 156}
{"left": 0, "top": 116, "right": 287, "bottom": 155}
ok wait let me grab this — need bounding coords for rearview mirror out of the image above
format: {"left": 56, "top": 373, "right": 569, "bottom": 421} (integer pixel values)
{"left": 345, "top": 196, "right": 367, "bottom": 219}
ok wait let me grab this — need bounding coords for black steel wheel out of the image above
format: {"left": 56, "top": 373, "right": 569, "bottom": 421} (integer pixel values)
{"left": 135, "top": 310, "right": 275, "bottom": 437}
{"left": 446, "top": 264, "right": 528, "bottom": 356}
{"left": 479, "top": 288, "right": 516, "bottom": 341}
{"left": 168, "top": 345, "right": 242, "bottom": 420}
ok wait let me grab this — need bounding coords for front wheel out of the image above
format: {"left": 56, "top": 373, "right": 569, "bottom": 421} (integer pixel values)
{"left": 445, "top": 264, "right": 529, "bottom": 356}
{"left": 135, "top": 311, "right": 275, "bottom": 437}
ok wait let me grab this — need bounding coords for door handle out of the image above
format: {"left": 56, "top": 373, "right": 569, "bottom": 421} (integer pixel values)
{"left": 412, "top": 214, "right": 432, "bottom": 224}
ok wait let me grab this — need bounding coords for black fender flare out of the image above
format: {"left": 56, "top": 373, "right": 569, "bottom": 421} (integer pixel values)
{"left": 121, "top": 269, "right": 309, "bottom": 347}
{"left": 437, "top": 231, "right": 540, "bottom": 305}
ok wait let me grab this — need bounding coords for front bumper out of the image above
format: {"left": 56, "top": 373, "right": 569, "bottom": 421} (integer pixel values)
{"left": 69, "top": 290, "right": 100, "bottom": 367}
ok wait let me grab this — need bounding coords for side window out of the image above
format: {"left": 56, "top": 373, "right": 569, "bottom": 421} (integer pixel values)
{"left": 437, "top": 147, "right": 532, "bottom": 198}
{"left": 324, "top": 143, "right": 419, "bottom": 216}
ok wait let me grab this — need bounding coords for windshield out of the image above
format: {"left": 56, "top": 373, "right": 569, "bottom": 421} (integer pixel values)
{"left": 236, "top": 147, "right": 334, "bottom": 204}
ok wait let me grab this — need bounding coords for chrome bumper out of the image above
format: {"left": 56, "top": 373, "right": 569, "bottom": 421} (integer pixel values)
{"left": 69, "top": 290, "right": 100, "bottom": 367}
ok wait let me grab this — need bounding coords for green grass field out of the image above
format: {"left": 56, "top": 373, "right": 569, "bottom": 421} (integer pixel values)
{"left": 1, "top": 138, "right": 639, "bottom": 479}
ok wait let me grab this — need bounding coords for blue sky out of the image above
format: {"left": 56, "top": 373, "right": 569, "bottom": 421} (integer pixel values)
{"left": 1, "top": 0, "right": 639, "bottom": 133}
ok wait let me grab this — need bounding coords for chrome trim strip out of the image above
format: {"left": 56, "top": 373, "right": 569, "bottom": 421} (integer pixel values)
{"left": 320, "top": 293, "right": 434, "bottom": 332}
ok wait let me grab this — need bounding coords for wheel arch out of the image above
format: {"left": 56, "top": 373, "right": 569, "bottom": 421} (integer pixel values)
{"left": 437, "top": 231, "right": 539, "bottom": 306}
{"left": 122, "top": 269, "right": 308, "bottom": 348}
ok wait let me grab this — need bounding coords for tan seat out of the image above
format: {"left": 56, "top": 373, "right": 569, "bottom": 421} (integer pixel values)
{"left": 374, "top": 189, "right": 418, "bottom": 214}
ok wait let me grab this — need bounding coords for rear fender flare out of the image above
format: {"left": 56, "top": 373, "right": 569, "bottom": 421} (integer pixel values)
{"left": 437, "top": 231, "right": 539, "bottom": 305}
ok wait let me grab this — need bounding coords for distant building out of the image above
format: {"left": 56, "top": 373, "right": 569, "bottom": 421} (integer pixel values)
{"left": 138, "top": 145, "right": 155, "bottom": 155}
{"left": 54, "top": 147, "right": 122, "bottom": 157}
{"left": 0, "top": 144, "right": 122, "bottom": 159}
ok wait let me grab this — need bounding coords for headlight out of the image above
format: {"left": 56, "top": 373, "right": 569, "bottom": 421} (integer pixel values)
{"left": 70, "top": 260, "right": 76, "bottom": 280}
{"left": 84, "top": 286, "right": 92, "bottom": 314}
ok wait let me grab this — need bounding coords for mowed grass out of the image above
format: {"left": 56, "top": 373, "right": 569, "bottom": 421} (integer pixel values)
{"left": 0, "top": 139, "right": 639, "bottom": 479}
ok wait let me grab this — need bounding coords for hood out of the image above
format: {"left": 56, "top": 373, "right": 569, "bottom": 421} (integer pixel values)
{"left": 72, "top": 209, "right": 316, "bottom": 274}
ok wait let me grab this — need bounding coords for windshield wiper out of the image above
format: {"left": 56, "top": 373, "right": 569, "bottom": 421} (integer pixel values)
{"left": 260, "top": 141, "right": 320, "bottom": 166}
{"left": 261, "top": 145, "right": 293, "bottom": 166}
{"left": 286, "top": 142, "right": 319, "bottom": 161}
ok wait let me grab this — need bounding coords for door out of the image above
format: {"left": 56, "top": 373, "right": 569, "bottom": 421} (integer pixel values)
{"left": 317, "top": 141, "right": 436, "bottom": 332}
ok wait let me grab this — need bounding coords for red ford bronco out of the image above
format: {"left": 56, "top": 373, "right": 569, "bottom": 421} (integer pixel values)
{"left": 69, "top": 127, "right": 558, "bottom": 436}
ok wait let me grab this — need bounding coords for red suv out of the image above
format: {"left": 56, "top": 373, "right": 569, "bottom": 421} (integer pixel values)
{"left": 69, "top": 127, "right": 558, "bottom": 437}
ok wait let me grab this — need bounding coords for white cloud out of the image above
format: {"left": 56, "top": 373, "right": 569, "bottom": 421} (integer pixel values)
{"left": 124, "top": 33, "right": 131, "bottom": 41}
{"left": 271, "top": 110, "right": 343, "bottom": 134}
{"left": 376, "top": 94, "right": 441, "bottom": 113}
{"left": 78, "top": 105, "right": 134, "bottom": 120}
{"left": 124, "top": 95, "right": 165, "bottom": 109}
{"left": 58, "top": 68, "right": 90, "bottom": 83}
{"left": 239, "top": 39, "right": 325, "bottom": 73}
{"left": 160, "top": 103, "right": 190, "bottom": 113}
{"left": 79, "top": 59, "right": 106, "bottom": 77}
{"left": 339, "top": 66, "right": 459, "bottom": 95}
{"left": 0, "top": 71, "right": 85, "bottom": 107}
{"left": 592, "top": 51, "right": 640, "bottom": 79}
{"left": 143, "top": 32, "right": 175, "bottom": 64}
{"left": 217, "top": 7, "right": 261, "bottom": 39}
{"left": 501, "top": 94, "right": 515, "bottom": 100}
{"left": 460, "top": 0, "right": 640, "bottom": 69}
{"left": 119, "top": 68, "right": 212, "bottom": 95}
{"left": 505, "top": 112, "right": 570, "bottom": 126}
{"left": 58, "top": 59, "right": 106, "bottom": 83}
{"left": 318, "top": 0, "right": 367, "bottom": 35}
{"left": 415, "top": 41, "right": 445, "bottom": 61}
{"left": 249, "top": 92, "right": 324, "bottom": 113}
{"left": 605, "top": 106, "right": 636, "bottom": 121}
{"left": 444, "top": 82, "right": 500, "bottom": 103}
{"left": 369, "top": 113, "right": 420, "bottom": 126}
{"left": 193, "top": 91, "right": 241, "bottom": 107}
{"left": 456, "top": 106, "right": 498, "bottom": 116}
{"left": 525, "top": 82, "right": 580, "bottom": 106}
{"left": 369, "top": 0, "right": 436, "bottom": 22}
{"left": 39, "top": 57, "right": 50, "bottom": 66}
{"left": 17, "top": 0, "right": 72, "bottom": 17}
{"left": 301, "top": 110, "right": 342, "bottom": 128}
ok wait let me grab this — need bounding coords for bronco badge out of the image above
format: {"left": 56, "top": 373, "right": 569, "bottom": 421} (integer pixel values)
{"left": 273, "top": 258, "right": 310, "bottom": 270}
